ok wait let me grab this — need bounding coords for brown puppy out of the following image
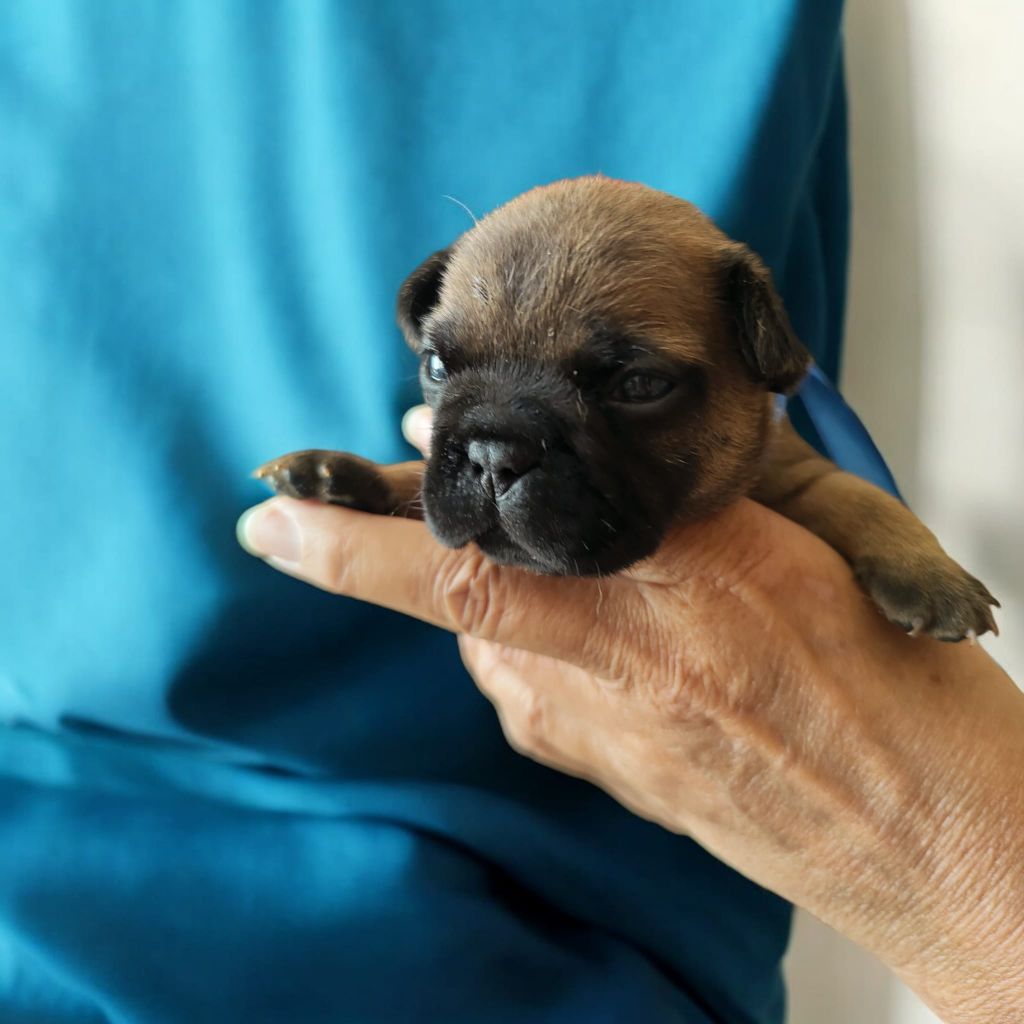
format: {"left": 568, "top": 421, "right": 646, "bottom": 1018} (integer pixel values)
{"left": 256, "top": 177, "right": 997, "bottom": 642}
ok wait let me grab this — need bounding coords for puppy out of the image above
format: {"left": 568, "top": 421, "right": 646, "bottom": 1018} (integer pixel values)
{"left": 256, "top": 176, "right": 997, "bottom": 642}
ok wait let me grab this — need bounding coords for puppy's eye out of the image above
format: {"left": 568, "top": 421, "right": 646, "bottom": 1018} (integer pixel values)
{"left": 610, "top": 371, "right": 674, "bottom": 403}
{"left": 424, "top": 352, "right": 448, "bottom": 383}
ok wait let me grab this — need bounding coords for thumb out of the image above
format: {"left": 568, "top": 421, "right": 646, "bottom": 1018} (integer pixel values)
{"left": 401, "top": 405, "right": 433, "bottom": 456}
{"left": 237, "top": 496, "right": 629, "bottom": 675}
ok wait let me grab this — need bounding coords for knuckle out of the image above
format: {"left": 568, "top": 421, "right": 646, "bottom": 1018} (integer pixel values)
{"left": 621, "top": 589, "right": 706, "bottom": 712}
{"left": 500, "top": 689, "right": 547, "bottom": 753}
{"left": 437, "top": 549, "right": 509, "bottom": 638}
{"left": 594, "top": 629, "right": 633, "bottom": 685}
{"left": 500, "top": 714, "right": 532, "bottom": 754}
{"left": 585, "top": 600, "right": 643, "bottom": 687}
{"left": 521, "top": 688, "right": 548, "bottom": 740}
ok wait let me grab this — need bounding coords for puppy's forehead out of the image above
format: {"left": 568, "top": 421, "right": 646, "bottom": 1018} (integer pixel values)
{"left": 433, "top": 178, "right": 727, "bottom": 362}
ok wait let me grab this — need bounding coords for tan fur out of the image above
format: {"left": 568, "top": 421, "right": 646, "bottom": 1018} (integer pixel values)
{"left": 259, "top": 177, "right": 998, "bottom": 640}
{"left": 431, "top": 177, "right": 774, "bottom": 517}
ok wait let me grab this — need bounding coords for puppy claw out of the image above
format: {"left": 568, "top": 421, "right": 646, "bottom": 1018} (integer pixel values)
{"left": 855, "top": 556, "right": 999, "bottom": 643}
{"left": 253, "top": 449, "right": 394, "bottom": 514}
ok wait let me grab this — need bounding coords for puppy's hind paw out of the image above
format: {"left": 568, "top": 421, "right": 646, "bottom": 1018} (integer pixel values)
{"left": 253, "top": 449, "right": 395, "bottom": 514}
{"left": 855, "top": 555, "right": 999, "bottom": 643}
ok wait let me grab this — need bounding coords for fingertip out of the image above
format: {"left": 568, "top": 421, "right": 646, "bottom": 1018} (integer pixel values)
{"left": 236, "top": 505, "right": 261, "bottom": 555}
{"left": 236, "top": 498, "right": 301, "bottom": 567}
{"left": 401, "top": 405, "right": 433, "bottom": 454}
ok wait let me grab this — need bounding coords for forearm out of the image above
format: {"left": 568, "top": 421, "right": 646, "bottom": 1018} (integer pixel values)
{"left": 675, "top": 594, "right": 1024, "bottom": 1022}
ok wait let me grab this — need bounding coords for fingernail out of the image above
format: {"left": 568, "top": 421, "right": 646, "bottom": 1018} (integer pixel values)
{"left": 401, "top": 405, "right": 432, "bottom": 452}
{"left": 236, "top": 502, "right": 301, "bottom": 566}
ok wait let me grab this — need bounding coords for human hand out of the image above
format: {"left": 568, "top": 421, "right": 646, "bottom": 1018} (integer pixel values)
{"left": 238, "top": 407, "right": 1024, "bottom": 1024}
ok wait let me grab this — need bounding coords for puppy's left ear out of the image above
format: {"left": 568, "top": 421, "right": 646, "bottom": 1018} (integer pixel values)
{"left": 722, "top": 244, "right": 811, "bottom": 393}
{"left": 396, "top": 248, "right": 451, "bottom": 348}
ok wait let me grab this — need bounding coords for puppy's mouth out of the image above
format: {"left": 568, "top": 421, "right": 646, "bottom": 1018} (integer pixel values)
{"left": 472, "top": 522, "right": 605, "bottom": 576}
{"left": 421, "top": 436, "right": 664, "bottom": 577}
{"left": 473, "top": 524, "right": 560, "bottom": 574}
{"left": 433, "top": 503, "right": 631, "bottom": 577}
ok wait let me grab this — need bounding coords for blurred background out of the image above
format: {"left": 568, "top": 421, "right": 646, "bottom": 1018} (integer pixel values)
{"left": 785, "top": 1, "right": 1024, "bottom": 1020}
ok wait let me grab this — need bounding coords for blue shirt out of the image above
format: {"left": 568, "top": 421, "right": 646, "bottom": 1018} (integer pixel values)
{"left": 0, "top": 3, "right": 846, "bottom": 1020}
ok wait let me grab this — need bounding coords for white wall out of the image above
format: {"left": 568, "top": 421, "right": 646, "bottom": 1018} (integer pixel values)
{"left": 785, "top": 1, "right": 1024, "bottom": 1020}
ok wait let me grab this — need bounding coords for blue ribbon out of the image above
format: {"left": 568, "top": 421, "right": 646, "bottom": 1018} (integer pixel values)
{"left": 778, "top": 364, "right": 904, "bottom": 503}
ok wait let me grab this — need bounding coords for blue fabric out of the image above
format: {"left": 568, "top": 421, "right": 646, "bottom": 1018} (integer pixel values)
{"left": 0, "top": 2, "right": 851, "bottom": 1021}
{"left": 796, "top": 366, "right": 904, "bottom": 501}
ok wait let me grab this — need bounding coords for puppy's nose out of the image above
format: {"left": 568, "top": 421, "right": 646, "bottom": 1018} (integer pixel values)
{"left": 466, "top": 438, "right": 541, "bottom": 498}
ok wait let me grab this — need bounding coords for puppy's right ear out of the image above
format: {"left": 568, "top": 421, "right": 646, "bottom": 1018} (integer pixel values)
{"left": 396, "top": 248, "right": 451, "bottom": 348}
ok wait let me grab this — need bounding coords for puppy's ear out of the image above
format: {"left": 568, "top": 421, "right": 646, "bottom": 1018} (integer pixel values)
{"left": 722, "top": 244, "right": 810, "bottom": 393}
{"left": 396, "top": 248, "right": 451, "bottom": 348}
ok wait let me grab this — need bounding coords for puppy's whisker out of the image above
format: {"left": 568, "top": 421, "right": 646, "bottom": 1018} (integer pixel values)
{"left": 441, "top": 194, "right": 479, "bottom": 226}
{"left": 575, "top": 391, "right": 587, "bottom": 421}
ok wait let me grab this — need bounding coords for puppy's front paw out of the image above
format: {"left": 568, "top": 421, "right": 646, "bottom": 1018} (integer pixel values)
{"left": 855, "top": 555, "right": 999, "bottom": 642}
{"left": 254, "top": 450, "right": 394, "bottom": 514}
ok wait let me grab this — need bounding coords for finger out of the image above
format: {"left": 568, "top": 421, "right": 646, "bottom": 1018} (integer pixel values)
{"left": 459, "top": 637, "right": 671, "bottom": 825}
{"left": 460, "top": 635, "right": 624, "bottom": 711}
{"left": 238, "top": 496, "right": 631, "bottom": 674}
{"left": 460, "top": 634, "right": 625, "bottom": 748}
{"left": 401, "top": 405, "right": 433, "bottom": 456}
{"left": 458, "top": 635, "right": 616, "bottom": 781}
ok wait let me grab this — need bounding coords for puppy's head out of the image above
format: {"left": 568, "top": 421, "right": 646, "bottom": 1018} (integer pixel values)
{"left": 397, "top": 176, "right": 809, "bottom": 575}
